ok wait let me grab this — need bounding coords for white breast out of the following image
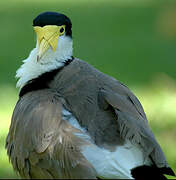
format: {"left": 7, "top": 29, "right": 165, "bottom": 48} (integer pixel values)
{"left": 62, "top": 108, "right": 152, "bottom": 179}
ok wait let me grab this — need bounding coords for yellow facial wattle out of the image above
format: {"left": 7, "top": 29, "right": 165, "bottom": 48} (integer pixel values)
{"left": 34, "top": 25, "right": 65, "bottom": 60}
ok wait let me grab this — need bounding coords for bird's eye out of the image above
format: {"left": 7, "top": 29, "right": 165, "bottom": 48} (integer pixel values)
{"left": 60, "top": 26, "right": 65, "bottom": 35}
{"left": 60, "top": 27, "right": 64, "bottom": 33}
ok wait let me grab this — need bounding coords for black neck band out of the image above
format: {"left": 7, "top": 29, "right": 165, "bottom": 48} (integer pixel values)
{"left": 19, "top": 57, "right": 74, "bottom": 97}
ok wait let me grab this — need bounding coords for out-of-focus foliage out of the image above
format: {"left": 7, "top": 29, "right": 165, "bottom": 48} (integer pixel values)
{"left": 0, "top": 0, "right": 175, "bottom": 178}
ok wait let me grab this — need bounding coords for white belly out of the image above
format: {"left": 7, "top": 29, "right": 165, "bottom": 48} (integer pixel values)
{"left": 62, "top": 108, "right": 151, "bottom": 179}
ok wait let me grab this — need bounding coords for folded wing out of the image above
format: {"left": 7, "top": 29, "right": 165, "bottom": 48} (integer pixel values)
{"left": 99, "top": 87, "right": 174, "bottom": 176}
{"left": 6, "top": 89, "right": 97, "bottom": 179}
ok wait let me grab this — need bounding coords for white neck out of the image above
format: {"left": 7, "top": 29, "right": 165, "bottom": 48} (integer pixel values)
{"left": 16, "top": 35, "right": 73, "bottom": 89}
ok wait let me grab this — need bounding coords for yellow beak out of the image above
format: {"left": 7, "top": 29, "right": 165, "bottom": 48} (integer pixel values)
{"left": 34, "top": 25, "right": 65, "bottom": 60}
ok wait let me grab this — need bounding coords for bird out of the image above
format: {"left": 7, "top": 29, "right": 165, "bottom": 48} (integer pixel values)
{"left": 6, "top": 11, "right": 175, "bottom": 179}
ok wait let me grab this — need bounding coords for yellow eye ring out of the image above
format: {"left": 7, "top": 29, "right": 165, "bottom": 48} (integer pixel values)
{"left": 59, "top": 26, "right": 65, "bottom": 35}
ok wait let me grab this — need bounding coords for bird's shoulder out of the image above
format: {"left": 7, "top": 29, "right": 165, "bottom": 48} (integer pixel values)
{"left": 66, "top": 58, "right": 147, "bottom": 120}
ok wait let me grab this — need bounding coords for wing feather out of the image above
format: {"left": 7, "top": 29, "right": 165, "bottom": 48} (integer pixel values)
{"left": 6, "top": 89, "right": 97, "bottom": 179}
{"left": 99, "top": 88, "right": 169, "bottom": 169}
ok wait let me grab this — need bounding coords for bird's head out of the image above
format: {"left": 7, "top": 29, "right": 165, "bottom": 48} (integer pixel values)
{"left": 16, "top": 12, "right": 73, "bottom": 89}
{"left": 33, "top": 11, "right": 73, "bottom": 62}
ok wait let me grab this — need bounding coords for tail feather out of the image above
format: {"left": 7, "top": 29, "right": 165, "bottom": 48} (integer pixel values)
{"left": 159, "top": 167, "right": 175, "bottom": 176}
{"left": 131, "top": 165, "right": 175, "bottom": 180}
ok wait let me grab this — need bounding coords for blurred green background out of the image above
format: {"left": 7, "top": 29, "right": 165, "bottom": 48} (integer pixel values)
{"left": 0, "top": 0, "right": 176, "bottom": 178}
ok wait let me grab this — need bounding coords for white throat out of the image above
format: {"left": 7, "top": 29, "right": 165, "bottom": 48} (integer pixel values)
{"left": 16, "top": 35, "right": 73, "bottom": 89}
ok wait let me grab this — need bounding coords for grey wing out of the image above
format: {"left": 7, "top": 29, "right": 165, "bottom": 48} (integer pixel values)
{"left": 99, "top": 87, "right": 169, "bottom": 169}
{"left": 6, "top": 89, "right": 97, "bottom": 179}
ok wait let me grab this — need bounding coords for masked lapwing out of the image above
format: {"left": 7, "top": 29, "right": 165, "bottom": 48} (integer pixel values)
{"left": 6, "top": 12, "right": 175, "bottom": 179}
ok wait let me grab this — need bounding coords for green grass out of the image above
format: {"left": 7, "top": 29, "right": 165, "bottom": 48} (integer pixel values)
{"left": 0, "top": 86, "right": 18, "bottom": 178}
{"left": 0, "top": 0, "right": 176, "bottom": 178}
